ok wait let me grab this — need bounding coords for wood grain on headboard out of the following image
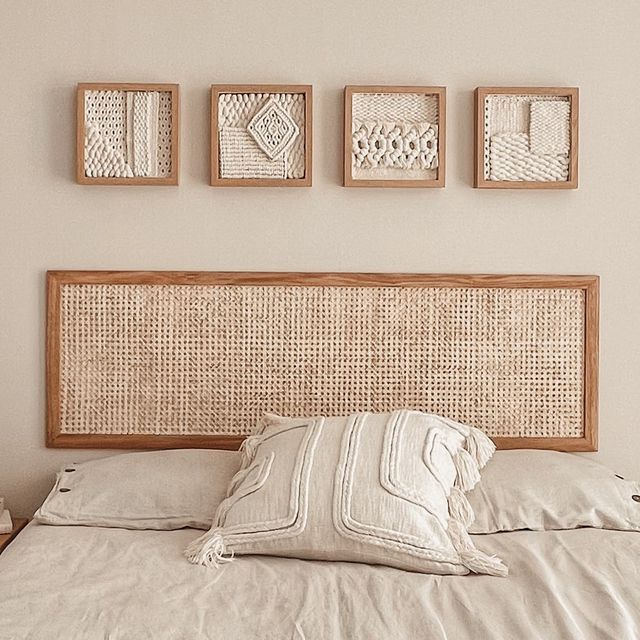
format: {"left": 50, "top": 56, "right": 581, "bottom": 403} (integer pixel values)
{"left": 46, "top": 272, "right": 599, "bottom": 451}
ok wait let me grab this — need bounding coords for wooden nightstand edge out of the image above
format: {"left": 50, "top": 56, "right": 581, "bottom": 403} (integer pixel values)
{"left": 0, "top": 518, "right": 29, "bottom": 554}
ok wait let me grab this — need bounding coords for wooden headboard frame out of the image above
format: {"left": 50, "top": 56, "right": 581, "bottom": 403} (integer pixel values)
{"left": 46, "top": 271, "right": 599, "bottom": 451}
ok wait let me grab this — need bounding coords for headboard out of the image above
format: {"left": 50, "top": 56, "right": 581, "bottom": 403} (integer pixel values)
{"left": 46, "top": 271, "right": 599, "bottom": 451}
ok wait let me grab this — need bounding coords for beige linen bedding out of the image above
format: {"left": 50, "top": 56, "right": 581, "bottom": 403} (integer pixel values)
{"left": 0, "top": 522, "right": 638, "bottom": 640}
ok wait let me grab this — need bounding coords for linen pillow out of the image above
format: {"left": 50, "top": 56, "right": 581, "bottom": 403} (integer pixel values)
{"left": 35, "top": 449, "right": 241, "bottom": 530}
{"left": 186, "top": 410, "right": 507, "bottom": 577}
{"left": 467, "top": 450, "right": 640, "bottom": 534}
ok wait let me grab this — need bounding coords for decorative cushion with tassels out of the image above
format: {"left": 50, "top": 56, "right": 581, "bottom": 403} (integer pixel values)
{"left": 185, "top": 410, "right": 507, "bottom": 577}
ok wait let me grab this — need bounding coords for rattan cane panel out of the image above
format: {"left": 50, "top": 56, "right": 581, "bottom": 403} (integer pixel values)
{"left": 58, "top": 283, "right": 584, "bottom": 439}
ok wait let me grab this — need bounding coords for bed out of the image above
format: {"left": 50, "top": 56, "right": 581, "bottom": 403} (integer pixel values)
{"left": 0, "top": 523, "right": 638, "bottom": 639}
{"left": 3, "top": 271, "right": 639, "bottom": 639}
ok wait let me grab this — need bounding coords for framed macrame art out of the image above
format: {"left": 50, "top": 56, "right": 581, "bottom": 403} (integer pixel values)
{"left": 210, "top": 84, "right": 312, "bottom": 187}
{"left": 76, "top": 83, "right": 179, "bottom": 185}
{"left": 343, "top": 86, "right": 446, "bottom": 188}
{"left": 474, "top": 87, "right": 578, "bottom": 189}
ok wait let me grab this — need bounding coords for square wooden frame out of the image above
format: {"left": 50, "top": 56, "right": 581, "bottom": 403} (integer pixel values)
{"left": 46, "top": 271, "right": 598, "bottom": 452}
{"left": 210, "top": 84, "right": 313, "bottom": 187}
{"left": 474, "top": 86, "right": 579, "bottom": 189}
{"left": 343, "top": 85, "right": 446, "bottom": 188}
{"left": 76, "top": 83, "right": 180, "bottom": 186}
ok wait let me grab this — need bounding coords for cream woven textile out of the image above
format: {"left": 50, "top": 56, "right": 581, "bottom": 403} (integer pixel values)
{"left": 217, "top": 92, "right": 305, "bottom": 179}
{"left": 483, "top": 94, "right": 571, "bottom": 181}
{"left": 84, "top": 90, "right": 172, "bottom": 178}
{"left": 352, "top": 93, "right": 438, "bottom": 123}
{"left": 186, "top": 410, "right": 507, "bottom": 576}
{"left": 57, "top": 283, "right": 585, "bottom": 440}
{"left": 219, "top": 129, "right": 287, "bottom": 179}
{"left": 350, "top": 92, "right": 439, "bottom": 181}
{"left": 490, "top": 133, "right": 569, "bottom": 182}
{"left": 529, "top": 101, "right": 570, "bottom": 155}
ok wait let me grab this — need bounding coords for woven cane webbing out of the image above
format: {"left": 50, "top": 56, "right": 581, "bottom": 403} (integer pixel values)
{"left": 58, "top": 284, "right": 585, "bottom": 440}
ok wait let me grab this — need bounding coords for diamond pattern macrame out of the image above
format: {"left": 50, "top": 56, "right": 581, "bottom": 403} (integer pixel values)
{"left": 247, "top": 98, "right": 299, "bottom": 160}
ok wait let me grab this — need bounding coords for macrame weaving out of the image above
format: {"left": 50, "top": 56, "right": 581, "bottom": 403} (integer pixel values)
{"left": 350, "top": 92, "right": 439, "bottom": 181}
{"left": 352, "top": 122, "right": 438, "bottom": 170}
{"left": 84, "top": 90, "right": 172, "bottom": 178}
{"left": 57, "top": 283, "right": 585, "bottom": 440}
{"left": 529, "top": 101, "right": 570, "bottom": 155}
{"left": 483, "top": 94, "right": 571, "bottom": 182}
{"left": 352, "top": 93, "right": 439, "bottom": 123}
{"left": 490, "top": 133, "right": 569, "bottom": 182}
{"left": 217, "top": 92, "right": 305, "bottom": 180}
{"left": 219, "top": 128, "right": 286, "bottom": 179}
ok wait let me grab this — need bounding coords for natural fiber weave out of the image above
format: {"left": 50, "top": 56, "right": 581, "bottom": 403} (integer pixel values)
{"left": 490, "top": 133, "right": 569, "bottom": 181}
{"left": 529, "top": 101, "right": 570, "bottom": 155}
{"left": 156, "top": 91, "right": 173, "bottom": 177}
{"left": 84, "top": 90, "right": 172, "bottom": 178}
{"left": 219, "top": 128, "right": 286, "bottom": 179}
{"left": 352, "top": 122, "right": 438, "bottom": 170}
{"left": 483, "top": 95, "right": 570, "bottom": 180}
{"left": 352, "top": 93, "right": 438, "bottom": 124}
{"left": 58, "top": 284, "right": 585, "bottom": 439}
{"left": 217, "top": 93, "right": 305, "bottom": 179}
{"left": 85, "top": 91, "right": 127, "bottom": 156}
{"left": 126, "top": 91, "right": 159, "bottom": 177}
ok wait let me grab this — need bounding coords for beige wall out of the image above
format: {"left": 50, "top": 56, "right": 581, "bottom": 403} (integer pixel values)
{"left": 1, "top": 1, "right": 639, "bottom": 516}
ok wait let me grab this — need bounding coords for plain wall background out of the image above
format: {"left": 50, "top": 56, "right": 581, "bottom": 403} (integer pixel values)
{"left": 1, "top": 1, "right": 639, "bottom": 516}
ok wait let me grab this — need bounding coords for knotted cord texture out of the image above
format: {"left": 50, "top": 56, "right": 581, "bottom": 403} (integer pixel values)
{"left": 84, "top": 90, "right": 173, "bottom": 178}
{"left": 483, "top": 94, "right": 570, "bottom": 181}
{"left": 217, "top": 93, "right": 305, "bottom": 179}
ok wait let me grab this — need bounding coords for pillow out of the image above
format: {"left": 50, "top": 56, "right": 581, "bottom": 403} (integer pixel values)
{"left": 35, "top": 449, "right": 241, "bottom": 530}
{"left": 467, "top": 450, "right": 640, "bottom": 534}
{"left": 185, "top": 411, "right": 507, "bottom": 577}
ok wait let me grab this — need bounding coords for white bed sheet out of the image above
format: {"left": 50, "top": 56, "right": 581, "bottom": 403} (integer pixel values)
{"left": 0, "top": 522, "right": 638, "bottom": 640}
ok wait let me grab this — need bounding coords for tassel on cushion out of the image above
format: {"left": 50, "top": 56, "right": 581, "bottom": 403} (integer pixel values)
{"left": 239, "top": 434, "right": 266, "bottom": 466}
{"left": 448, "top": 518, "right": 508, "bottom": 578}
{"left": 184, "top": 529, "right": 234, "bottom": 569}
{"left": 464, "top": 427, "right": 496, "bottom": 470}
{"left": 458, "top": 549, "right": 509, "bottom": 577}
{"left": 447, "top": 486, "right": 474, "bottom": 528}
{"left": 453, "top": 448, "right": 481, "bottom": 492}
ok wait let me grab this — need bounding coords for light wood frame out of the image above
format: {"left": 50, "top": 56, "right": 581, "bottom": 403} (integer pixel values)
{"left": 474, "top": 86, "right": 579, "bottom": 189}
{"left": 210, "top": 84, "right": 312, "bottom": 187}
{"left": 76, "top": 83, "right": 180, "bottom": 186}
{"left": 46, "top": 271, "right": 598, "bottom": 452}
{"left": 343, "top": 85, "right": 446, "bottom": 188}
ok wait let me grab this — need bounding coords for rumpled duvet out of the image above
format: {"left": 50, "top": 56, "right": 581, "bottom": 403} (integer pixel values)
{"left": 0, "top": 522, "right": 638, "bottom": 640}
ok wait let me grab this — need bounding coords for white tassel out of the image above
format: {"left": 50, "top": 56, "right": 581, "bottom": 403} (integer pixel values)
{"left": 458, "top": 549, "right": 509, "bottom": 578}
{"left": 239, "top": 434, "right": 265, "bottom": 465}
{"left": 453, "top": 448, "right": 481, "bottom": 492}
{"left": 448, "top": 518, "right": 508, "bottom": 578}
{"left": 464, "top": 427, "right": 496, "bottom": 470}
{"left": 448, "top": 486, "right": 474, "bottom": 528}
{"left": 184, "top": 529, "right": 234, "bottom": 569}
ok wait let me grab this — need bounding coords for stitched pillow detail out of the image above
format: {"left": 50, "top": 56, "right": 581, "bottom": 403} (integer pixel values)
{"left": 186, "top": 411, "right": 507, "bottom": 577}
